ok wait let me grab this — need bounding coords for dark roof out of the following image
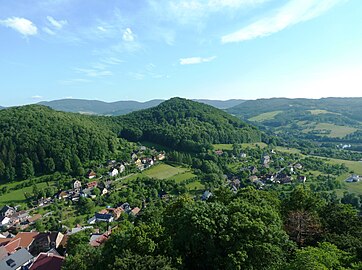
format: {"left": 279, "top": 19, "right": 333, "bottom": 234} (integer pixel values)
{"left": 0, "top": 206, "right": 13, "bottom": 214}
{"left": 30, "top": 253, "right": 64, "bottom": 270}
{"left": 95, "top": 213, "right": 113, "bottom": 221}
{"left": 0, "top": 248, "right": 33, "bottom": 270}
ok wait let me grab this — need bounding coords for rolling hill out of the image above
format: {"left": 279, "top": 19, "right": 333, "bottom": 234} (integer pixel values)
{"left": 227, "top": 97, "right": 362, "bottom": 143}
{"left": 38, "top": 98, "right": 245, "bottom": 115}
{"left": 117, "top": 97, "right": 261, "bottom": 151}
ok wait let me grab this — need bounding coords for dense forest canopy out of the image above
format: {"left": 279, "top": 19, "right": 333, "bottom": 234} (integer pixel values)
{"left": 0, "top": 105, "right": 120, "bottom": 182}
{"left": 117, "top": 97, "right": 261, "bottom": 152}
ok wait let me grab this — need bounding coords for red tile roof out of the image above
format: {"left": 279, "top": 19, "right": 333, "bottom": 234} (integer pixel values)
{"left": 30, "top": 253, "right": 64, "bottom": 270}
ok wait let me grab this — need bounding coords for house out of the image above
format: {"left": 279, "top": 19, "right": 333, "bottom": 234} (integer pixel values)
{"left": 240, "top": 153, "right": 247, "bottom": 158}
{"left": 89, "top": 233, "right": 109, "bottom": 247}
{"left": 0, "top": 217, "right": 10, "bottom": 227}
{"left": 157, "top": 153, "right": 165, "bottom": 161}
{"left": 94, "top": 213, "right": 114, "bottom": 223}
{"left": 134, "top": 159, "right": 142, "bottom": 167}
{"left": 57, "top": 191, "right": 69, "bottom": 200}
{"left": 107, "top": 207, "right": 124, "bottom": 220}
{"left": 345, "top": 175, "right": 360, "bottom": 183}
{"left": 214, "top": 150, "right": 223, "bottom": 156}
{"left": 131, "top": 153, "right": 138, "bottom": 160}
{"left": 86, "top": 181, "right": 98, "bottom": 189}
{"left": 86, "top": 170, "right": 97, "bottom": 179}
{"left": 262, "top": 155, "right": 271, "bottom": 166}
{"left": 29, "top": 252, "right": 64, "bottom": 270}
{"left": 117, "top": 164, "right": 125, "bottom": 173}
{"left": 73, "top": 180, "right": 82, "bottom": 191}
{"left": 201, "top": 191, "right": 212, "bottom": 201}
{"left": 249, "top": 166, "right": 258, "bottom": 174}
{"left": 0, "top": 232, "right": 39, "bottom": 254}
{"left": 120, "top": 203, "right": 131, "bottom": 212}
{"left": 0, "top": 248, "right": 33, "bottom": 270}
{"left": 108, "top": 168, "right": 119, "bottom": 177}
{"left": 30, "top": 232, "right": 64, "bottom": 255}
{"left": 27, "top": 214, "right": 42, "bottom": 224}
{"left": 294, "top": 163, "right": 303, "bottom": 170}
{"left": 249, "top": 175, "right": 259, "bottom": 182}
{"left": 131, "top": 207, "right": 141, "bottom": 216}
{"left": 298, "top": 176, "right": 307, "bottom": 183}
{"left": 80, "top": 188, "right": 92, "bottom": 198}
{"left": 0, "top": 206, "right": 15, "bottom": 218}
{"left": 101, "top": 188, "right": 108, "bottom": 196}
{"left": 279, "top": 176, "right": 293, "bottom": 184}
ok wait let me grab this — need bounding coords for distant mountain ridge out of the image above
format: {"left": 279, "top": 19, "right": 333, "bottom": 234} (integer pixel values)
{"left": 37, "top": 98, "right": 246, "bottom": 115}
{"left": 227, "top": 97, "right": 362, "bottom": 121}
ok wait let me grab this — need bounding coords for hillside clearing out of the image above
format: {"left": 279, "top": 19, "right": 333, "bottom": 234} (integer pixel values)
{"left": 248, "top": 111, "right": 283, "bottom": 122}
{"left": 302, "top": 122, "right": 357, "bottom": 138}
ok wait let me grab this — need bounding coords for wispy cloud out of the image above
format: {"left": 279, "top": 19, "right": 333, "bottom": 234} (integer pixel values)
{"left": 74, "top": 67, "right": 112, "bottom": 77}
{"left": 46, "top": 16, "right": 67, "bottom": 29}
{"left": 31, "top": 95, "right": 43, "bottom": 99}
{"left": 59, "top": 78, "right": 91, "bottom": 85}
{"left": 149, "top": 0, "right": 268, "bottom": 24}
{"left": 180, "top": 56, "right": 216, "bottom": 65}
{"left": 0, "top": 17, "right": 37, "bottom": 36}
{"left": 222, "top": 0, "right": 343, "bottom": 43}
{"left": 122, "top": 28, "right": 135, "bottom": 42}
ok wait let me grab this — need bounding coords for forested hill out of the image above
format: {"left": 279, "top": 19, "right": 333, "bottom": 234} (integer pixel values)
{"left": 227, "top": 97, "right": 362, "bottom": 121}
{"left": 39, "top": 99, "right": 164, "bottom": 116}
{"left": 0, "top": 105, "right": 120, "bottom": 182}
{"left": 117, "top": 97, "right": 261, "bottom": 151}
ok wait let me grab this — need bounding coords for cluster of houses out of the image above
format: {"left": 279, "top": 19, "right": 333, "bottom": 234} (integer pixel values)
{"left": 0, "top": 221, "right": 123, "bottom": 269}
{"left": 131, "top": 150, "right": 165, "bottom": 171}
{"left": 0, "top": 206, "right": 42, "bottom": 231}
{"left": 246, "top": 162, "right": 306, "bottom": 189}
{"left": 87, "top": 203, "right": 141, "bottom": 224}
{"left": 0, "top": 231, "right": 65, "bottom": 270}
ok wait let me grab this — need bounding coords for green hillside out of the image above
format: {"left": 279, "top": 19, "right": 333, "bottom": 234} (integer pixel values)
{"left": 118, "top": 97, "right": 261, "bottom": 152}
{"left": 0, "top": 105, "right": 120, "bottom": 182}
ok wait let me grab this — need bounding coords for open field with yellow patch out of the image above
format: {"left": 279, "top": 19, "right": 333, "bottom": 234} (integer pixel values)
{"left": 302, "top": 122, "right": 357, "bottom": 138}
{"left": 248, "top": 111, "right": 283, "bottom": 122}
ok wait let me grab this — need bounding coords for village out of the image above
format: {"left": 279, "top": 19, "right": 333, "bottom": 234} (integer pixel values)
{"left": 0, "top": 146, "right": 166, "bottom": 270}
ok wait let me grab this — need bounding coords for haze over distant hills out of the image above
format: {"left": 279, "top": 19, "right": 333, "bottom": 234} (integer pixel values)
{"left": 36, "top": 98, "right": 246, "bottom": 115}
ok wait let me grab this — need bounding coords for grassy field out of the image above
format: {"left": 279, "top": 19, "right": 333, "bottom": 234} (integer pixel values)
{"left": 143, "top": 164, "right": 188, "bottom": 179}
{"left": 213, "top": 144, "right": 233, "bottom": 150}
{"left": 308, "top": 109, "right": 338, "bottom": 115}
{"left": 248, "top": 111, "right": 283, "bottom": 122}
{"left": 213, "top": 142, "right": 267, "bottom": 151}
{"left": 169, "top": 171, "right": 196, "bottom": 183}
{"left": 275, "top": 146, "right": 301, "bottom": 154}
{"left": 0, "top": 182, "right": 54, "bottom": 205}
{"left": 241, "top": 142, "right": 268, "bottom": 149}
{"left": 302, "top": 122, "right": 357, "bottom": 138}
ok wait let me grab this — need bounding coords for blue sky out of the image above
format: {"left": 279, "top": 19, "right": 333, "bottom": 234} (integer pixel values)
{"left": 1, "top": 0, "right": 362, "bottom": 106}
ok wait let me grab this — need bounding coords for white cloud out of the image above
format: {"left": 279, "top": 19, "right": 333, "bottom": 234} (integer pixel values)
{"left": 122, "top": 28, "right": 135, "bottom": 42}
{"left": 46, "top": 16, "right": 67, "bottom": 29}
{"left": 31, "top": 95, "right": 43, "bottom": 99}
{"left": 149, "top": 0, "right": 268, "bottom": 24}
{"left": 43, "top": 27, "right": 56, "bottom": 35}
{"left": 222, "top": 0, "right": 343, "bottom": 43}
{"left": 180, "top": 56, "right": 216, "bottom": 65}
{"left": 74, "top": 67, "right": 112, "bottom": 77}
{"left": 0, "top": 17, "right": 38, "bottom": 36}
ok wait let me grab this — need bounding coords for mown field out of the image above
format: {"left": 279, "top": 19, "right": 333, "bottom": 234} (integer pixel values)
{"left": 122, "top": 163, "right": 203, "bottom": 193}
{"left": 302, "top": 122, "right": 357, "bottom": 138}
{"left": 213, "top": 142, "right": 267, "bottom": 151}
{"left": 248, "top": 110, "right": 282, "bottom": 122}
{"left": 0, "top": 181, "right": 55, "bottom": 205}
